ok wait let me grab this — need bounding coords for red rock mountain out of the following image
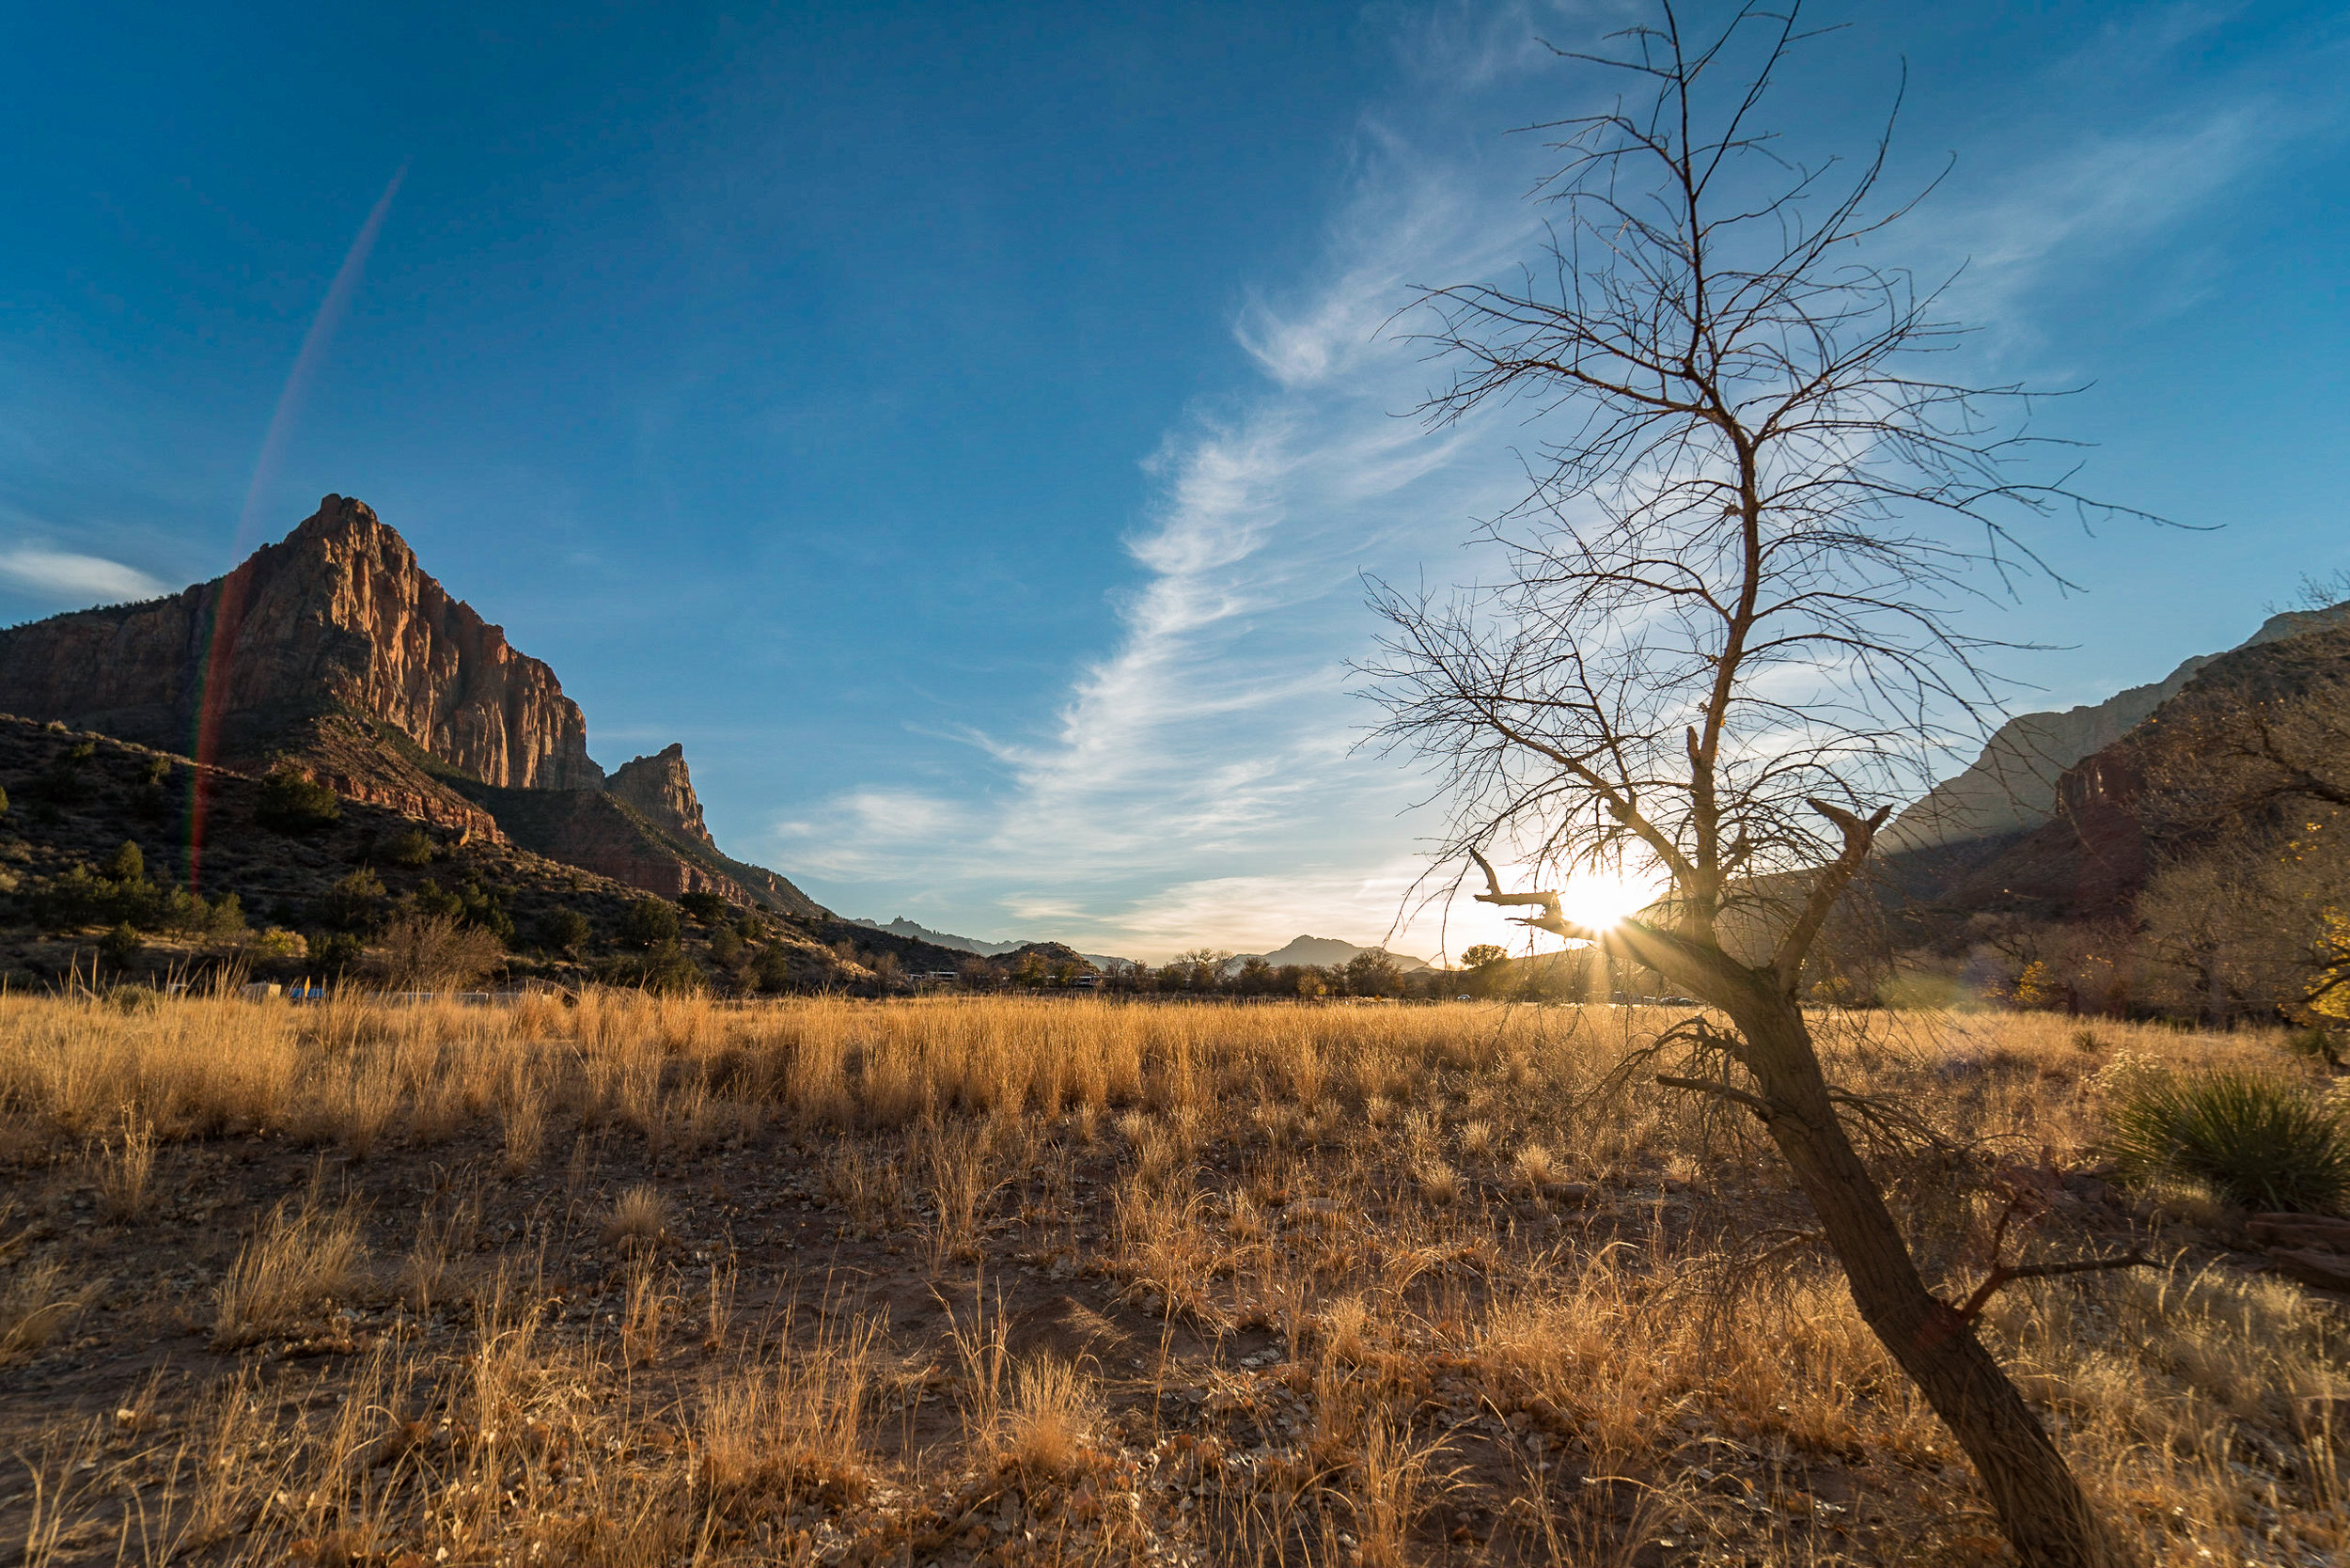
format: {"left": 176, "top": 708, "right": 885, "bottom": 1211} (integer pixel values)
{"left": 0, "top": 496, "right": 824, "bottom": 917}
{"left": 610, "top": 745, "right": 711, "bottom": 843}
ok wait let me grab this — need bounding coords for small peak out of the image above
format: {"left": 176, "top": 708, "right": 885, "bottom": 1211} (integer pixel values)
{"left": 282, "top": 494, "right": 392, "bottom": 550}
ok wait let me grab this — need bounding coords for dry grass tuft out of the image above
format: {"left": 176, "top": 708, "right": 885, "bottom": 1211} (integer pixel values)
{"left": 94, "top": 1111, "right": 156, "bottom": 1222}
{"left": 997, "top": 1355, "right": 1102, "bottom": 1480}
{"left": 212, "top": 1194, "right": 365, "bottom": 1348}
{"left": 0, "top": 1258, "right": 92, "bottom": 1364}
{"left": 601, "top": 1183, "right": 669, "bottom": 1250}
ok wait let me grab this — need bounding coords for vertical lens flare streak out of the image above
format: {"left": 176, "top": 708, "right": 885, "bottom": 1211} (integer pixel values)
{"left": 186, "top": 165, "right": 406, "bottom": 889}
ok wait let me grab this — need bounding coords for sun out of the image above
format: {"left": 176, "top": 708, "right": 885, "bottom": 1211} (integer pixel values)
{"left": 1557, "top": 867, "right": 1664, "bottom": 933}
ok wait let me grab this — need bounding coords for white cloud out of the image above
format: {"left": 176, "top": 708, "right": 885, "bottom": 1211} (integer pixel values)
{"left": 0, "top": 547, "right": 167, "bottom": 605}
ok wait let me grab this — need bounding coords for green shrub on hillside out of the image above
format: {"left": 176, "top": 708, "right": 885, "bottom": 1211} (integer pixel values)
{"left": 256, "top": 767, "right": 340, "bottom": 832}
{"left": 100, "top": 921, "right": 143, "bottom": 970}
{"left": 621, "top": 898, "right": 680, "bottom": 949}
{"left": 541, "top": 906, "right": 591, "bottom": 956}
{"left": 383, "top": 827, "right": 435, "bottom": 867}
{"left": 411, "top": 879, "right": 465, "bottom": 921}
{"left": 677, "top": 890, "right": 728, "bottom": 925}
{"left": 323, "top": 868, "right": 387, "bottom": 930}
{"left": 2104, "top": 1068, "right": 2350, "bottom": 1215}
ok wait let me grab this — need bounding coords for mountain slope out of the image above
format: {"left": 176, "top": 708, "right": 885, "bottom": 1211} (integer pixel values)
{"left": 1884, "top": 602, "right": 2350, "bottom": 854}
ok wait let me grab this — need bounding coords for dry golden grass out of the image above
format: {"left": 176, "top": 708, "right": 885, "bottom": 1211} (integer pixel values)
{"left": 0, "top": 991, "right": 2342, "bottom": 1564}
{"left": 212, "top": 1191, "right": 366, "bottom": 1349}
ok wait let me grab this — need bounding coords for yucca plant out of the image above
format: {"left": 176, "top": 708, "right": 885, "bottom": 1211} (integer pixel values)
{"left": 2104, "top": 1069, "right": 2350, "bottom": 1215}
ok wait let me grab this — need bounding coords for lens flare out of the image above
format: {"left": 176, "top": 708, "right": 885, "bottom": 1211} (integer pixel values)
{"left": 1557, "top": 868, "right": 1664, "bottom": 933}
{"left": 186, "top": 165, "right": 405, "bottom": 889}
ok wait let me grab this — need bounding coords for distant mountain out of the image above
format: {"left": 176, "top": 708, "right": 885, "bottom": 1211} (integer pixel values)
{"left": 0, "top": 494, "right": 825, "bottom": 917}
{"left": 1239, "top": 934, "right": 1429, "bottom": 972}
{"left": 849, "top": 916, "right": 1126, "bottom": 970}
{"left": 1885, "top": 601, "right": 2350, "bottom": 854}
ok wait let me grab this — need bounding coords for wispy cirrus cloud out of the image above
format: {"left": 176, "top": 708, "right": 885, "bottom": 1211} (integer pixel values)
{"left": 0, "top": 546, "right": 166, "bottom": 606}
{"left": 762, "top": 1, "right": 2322, "bottom": 961}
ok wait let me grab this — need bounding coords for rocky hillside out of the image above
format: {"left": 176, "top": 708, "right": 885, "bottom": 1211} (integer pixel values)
{"left": 1884, "top": 601, "right": 2350, "bottom": 854}
{"left": 0, "top": 496, "right": 825, "bottom": 917}
{"left": 1894, "top": 615, "right": 2350, "bottom": 921}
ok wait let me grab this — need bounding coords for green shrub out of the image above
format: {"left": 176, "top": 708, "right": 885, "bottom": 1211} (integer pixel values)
{"left": 620, "top": 898, "right": 680, "bottom": 949}
{"left": 383, "top": 827, "right": 434, "bottom": 867}
{"left": 677, "top": 890, "right": 728, "bottom": 925}
{"left": 2281, "top": 1027, "right": 2345, "bottom": 1071}
{"left": 306, "top": 931, "right": 366, "bottom": 974}
{"left": 255, "top": 767, "right": 340, "bottom": 832}
{"left": 323, "top": 868, "right": 387, "bottom": 930}
{"left": 541, "top": 907, "right": 591, "bottom": 955}
{"left": 411, "top": 879, "right": 465, "bottom": 921}
{"left": 2105, "top": 1069, "right": 2350, "bottom": 1214}
{"left": 99, "top": 921, "right": 144, "bottom": 969}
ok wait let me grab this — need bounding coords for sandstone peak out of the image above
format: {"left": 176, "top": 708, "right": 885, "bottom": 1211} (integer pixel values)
{"left": 0, "top": 495, "right": 603, "bottom": 792}
{"left": 608, "top": 743, "right": 713, "bottom": 846}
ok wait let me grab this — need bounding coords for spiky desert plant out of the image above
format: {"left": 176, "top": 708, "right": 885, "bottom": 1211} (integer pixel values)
{"left": 2105, "top": 1069, "right": 2350, "bottom": 1214}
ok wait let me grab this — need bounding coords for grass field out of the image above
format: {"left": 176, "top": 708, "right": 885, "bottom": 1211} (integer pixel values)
{"left": 0, "top": 992, "right": 2341, "bottom": 1565}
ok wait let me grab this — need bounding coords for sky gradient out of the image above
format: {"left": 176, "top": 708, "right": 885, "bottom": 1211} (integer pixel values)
{"left": 3, "top": 1, "right": 2345, "bottom": 960}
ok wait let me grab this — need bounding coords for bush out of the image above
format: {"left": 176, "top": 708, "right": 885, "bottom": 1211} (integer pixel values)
{"left": 306, "top": 931, "right": 366, "bottom": 974}
{"left": 677, "top": 890, "right": 728, "bottom": 925}
{"left": 620, "top": 898, "right": 681, "bottom": 949}
{"left": 322, "top": 868, "right": 387, "bottom": 930}
{"left": 541, "top": 906, "right": 591, "bottom": 955}
{"left": 2104, "top": 1068, "right": 2350, "bottom": 1214}
{"left": 369, "top": 914, "right": 505, "bottom": 992}
{"left": 99, "top": 922, "right": 143, "bottom": 970}
{"left": 411, "top": 879, "right": 465, "bottom": 921}
{"left": 255, "top": 767, "right": 340, "bottom": 832}
{"left": 383, "top": 827, "right": 435, "bottom": 867}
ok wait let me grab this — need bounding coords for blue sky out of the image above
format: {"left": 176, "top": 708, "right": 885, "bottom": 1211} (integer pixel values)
{"left": 3, "top": 1, "right": 2344, "bottom": 959}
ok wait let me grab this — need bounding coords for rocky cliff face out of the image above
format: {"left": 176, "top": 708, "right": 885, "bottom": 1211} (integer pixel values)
{"left": 1884, "top": 601, "right": 2350, "bottom": 853}
{"left": 608, "top": 745, "right": 711, "bottom": 844}
{"left": 0, "top": 495, "right": 603, "bottom": 792}
{"left": 0, "top": 495, "right": 833, "bottom": 917}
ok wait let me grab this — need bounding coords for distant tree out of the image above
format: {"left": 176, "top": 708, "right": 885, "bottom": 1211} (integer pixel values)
{"left": 1342, "top": 949, "right": 1405, "bottom": 998}
{"left": 100, "top": 921, "right": 143, "bottom": 971}
{"left": 1460, "top": 943, "right": 1509, "bottom": 970}
{"left": 1010, "top": 949, "right": 1050, "bottom": 987}
{"left": 621, "top": 898, "right": 681, "bottom": 949}
{"left": 541, "top": 906, "right": 592, "bottom": 956}
{"left": 370, "top": 914, "right": 504, "bottom": 992}
{"left": 383, "top": 827, "right": 435, "bottom": 867}
{"left": 255, "top": 767, "right": 341, "bottom": 832}
{"left": 411, "top": 879, "right": 465, "bottom": 922}
{"left": 708, "top": 924, "right": 746, "bottom": 968}
{"left": 637, "top": 939, "right": 705, "bottom": 996}
{"left": 306, "top": 931, "right": 366, "bottom": 975}
{"left": 958, "top": 955, "right": 1002, "bottom": 990}
{"left": 103, "top": 840, "right": 144, "bottom": 883}
{"left": 678, "top": 890, "right": 729, "bottom": 925}
{"left": 755, "top": 944, "right": 803, "bottom": 994}
{"left": 323, "top": 867, "right": 388, "bottom": 931}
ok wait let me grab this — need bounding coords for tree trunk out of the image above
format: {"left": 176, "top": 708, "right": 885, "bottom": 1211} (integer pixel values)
{"left": 1725, "top": 989, "right": 2122, "bottom": 1568}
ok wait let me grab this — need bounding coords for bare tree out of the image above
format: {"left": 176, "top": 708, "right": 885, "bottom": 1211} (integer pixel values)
{"left": 1364, "top": 7, "right": 2153, "bottom": 1563}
